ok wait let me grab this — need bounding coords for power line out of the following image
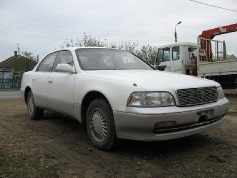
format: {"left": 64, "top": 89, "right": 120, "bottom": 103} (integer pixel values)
{"left": 0, "top": 31, "right": 174, "bottom": 45}
{"left": 0, "top": 22, "right": 174, "bottom": 42}
{"left": 0, "top": 20, "right": 157, "bottom": 34}
{"left": 189, "top": 0, "right": 237, "bottom": 12}
{"left": 0, "top": 23, "right": 174, "bottom": 46}
{"left": 0, "top": 22, "right": 173, "bottom": 38}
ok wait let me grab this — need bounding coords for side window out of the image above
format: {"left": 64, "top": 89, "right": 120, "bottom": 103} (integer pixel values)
{"left": 172, "top": 46, "right": 180, "bottom": 60}
{"left": 53, "top": 51, "right": 74, "bottom": 72}
{"left": 156, "top": 49, "right": 163, "bottom": 65}
{"left": 188, "top": 47, "right": 197, "bottom": 59}
{"left": 163, "top": 48, "right": 170, "bottom": 62}
{"left": 37, "top": 52, "right": 58, "bottom": 72}
{"left": 157, "top": 48, "right": 170, "bottom": 64}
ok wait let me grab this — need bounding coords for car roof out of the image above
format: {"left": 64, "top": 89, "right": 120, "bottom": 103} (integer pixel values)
{"left": 159, "top": 42, "right": 197, "bottom": 48}
{"left": 54, "top": 46, "right": 120, "bottom": 52}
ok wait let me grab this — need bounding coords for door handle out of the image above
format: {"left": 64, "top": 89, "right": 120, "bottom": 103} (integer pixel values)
{"left": 48, "top": 79, "right": 53, "bottom": 84}
{"left": 32, "top": 78, "right": 35, "bottom": 82}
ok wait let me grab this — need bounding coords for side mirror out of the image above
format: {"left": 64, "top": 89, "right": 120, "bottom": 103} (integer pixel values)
{"left": 56, "top": 64, "right": 75, "bottom": 73}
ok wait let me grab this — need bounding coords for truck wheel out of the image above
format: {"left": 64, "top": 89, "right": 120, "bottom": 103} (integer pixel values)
{"left": 86, "top": 98, "right": 117, "bottom": 150}
{"left": 26, "top": 91, "right": 44, "bottom": 120}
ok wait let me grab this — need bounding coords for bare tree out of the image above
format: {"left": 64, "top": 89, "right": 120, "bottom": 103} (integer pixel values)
{"left": 59, "top": 33, "right": 158, "bottom": 64}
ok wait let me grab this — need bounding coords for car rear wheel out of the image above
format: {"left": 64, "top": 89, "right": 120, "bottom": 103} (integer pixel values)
{"left": 27, "top": 91, "right": 44, "bottom": 120}
{"left": 86, "top": 98, "right": 117, "bottom": 150}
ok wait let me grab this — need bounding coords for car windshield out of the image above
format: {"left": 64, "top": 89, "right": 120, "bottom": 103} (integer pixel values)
{"left": 75, "top": 48, "right": 154, "bottom": 70}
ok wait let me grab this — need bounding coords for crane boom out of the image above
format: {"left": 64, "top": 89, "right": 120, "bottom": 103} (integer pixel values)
{"left": 199, "top": 23, "right": 237, "bottom": 39}
{"left": 199, "top": 23, "right": 237, "bottom": 62}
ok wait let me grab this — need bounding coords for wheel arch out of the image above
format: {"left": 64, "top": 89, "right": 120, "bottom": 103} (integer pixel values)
{"left": 24, "top": 86, "right": 32, "bottom": 104}
{"left": 80, "top": 91, "right": 111, "bottom": 125}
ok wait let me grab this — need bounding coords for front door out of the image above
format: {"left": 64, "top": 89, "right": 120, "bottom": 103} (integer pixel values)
{"left": 45, "top": 50, "right": 76, "bottom": 116}
{"left": 170, "top": 46, "right": 183, "bottom": 73}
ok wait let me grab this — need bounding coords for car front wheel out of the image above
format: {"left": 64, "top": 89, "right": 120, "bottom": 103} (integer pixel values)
{"left": 86, "top": 98, "right": 117, "bottom": 150}
{"left": 26, "top": 91, "right": 44, "bottom": 120}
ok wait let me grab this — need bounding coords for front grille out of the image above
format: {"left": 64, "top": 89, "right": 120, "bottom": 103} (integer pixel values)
{"left": 177, "top": 87, "right": 218, "bottom": 106}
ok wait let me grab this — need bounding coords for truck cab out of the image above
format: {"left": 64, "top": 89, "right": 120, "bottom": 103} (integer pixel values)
{"left": 155, "top": 42, "right": 197, "bottom": 75}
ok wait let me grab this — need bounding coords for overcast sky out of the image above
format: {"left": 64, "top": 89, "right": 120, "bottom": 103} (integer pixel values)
{"left": 0, "top": 0, "right": 236, "bottom": 61}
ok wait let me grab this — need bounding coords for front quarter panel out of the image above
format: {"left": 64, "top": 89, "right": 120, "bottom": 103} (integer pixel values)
{"left": 74, "top": 74, "right": 145, "bottom": 112}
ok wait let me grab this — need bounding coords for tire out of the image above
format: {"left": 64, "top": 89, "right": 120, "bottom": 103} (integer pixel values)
{"left": 86, "top": 98, "right": 117, "bottom": 150}
{"left": 26, "top": 91, "right": 44, "bottom": 120}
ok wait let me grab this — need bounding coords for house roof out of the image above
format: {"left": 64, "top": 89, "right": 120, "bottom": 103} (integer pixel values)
{"left": 0, "top": 55, "right": 37, "bottom": 72}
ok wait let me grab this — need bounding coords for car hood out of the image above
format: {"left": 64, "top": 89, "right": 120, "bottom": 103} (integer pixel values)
{"left": 85, "top": 70, "right": 219, "bottom": 91}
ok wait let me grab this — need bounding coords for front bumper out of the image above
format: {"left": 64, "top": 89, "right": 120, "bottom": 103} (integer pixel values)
{"left": 113, "top": 97, "right": 229, "bottom": 141}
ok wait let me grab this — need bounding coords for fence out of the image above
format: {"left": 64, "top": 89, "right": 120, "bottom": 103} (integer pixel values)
{"left": 0, "top": 78, "right": 21, "bottom": 89}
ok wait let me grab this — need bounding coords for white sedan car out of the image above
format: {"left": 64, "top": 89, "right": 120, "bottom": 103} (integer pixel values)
{"left": 21, "top": 47, "right": 229, "bottom": 150}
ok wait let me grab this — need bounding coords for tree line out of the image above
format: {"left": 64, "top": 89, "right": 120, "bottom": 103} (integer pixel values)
{"left": 59, "top": 33, "right": 158, "bottom": 64}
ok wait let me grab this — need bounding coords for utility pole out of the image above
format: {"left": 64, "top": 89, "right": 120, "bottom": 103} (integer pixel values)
{"left": 175, "top": 21, "right": 182, "bottom": 42}
{"left": 17, "top": 43, "right": 20, "bottom": 55}
{"left": 36, "top": 55, "right": 39, "bottom": 62}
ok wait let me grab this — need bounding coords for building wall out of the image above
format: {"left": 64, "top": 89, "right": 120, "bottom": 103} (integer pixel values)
{"left": 0, "top": 71, "right": 13, "bottom": 79}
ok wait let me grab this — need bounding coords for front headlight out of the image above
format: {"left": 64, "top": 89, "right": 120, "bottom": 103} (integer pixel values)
{"left": 127, "top": 92, "right": 175, "bottom": 107}
{"left": 217, "top": 86, "right": 225, "bottom": 99}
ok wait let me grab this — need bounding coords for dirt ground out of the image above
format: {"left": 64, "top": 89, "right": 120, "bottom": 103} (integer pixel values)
{"left": 0, "top": 90, "right": 237, "bottom": 178}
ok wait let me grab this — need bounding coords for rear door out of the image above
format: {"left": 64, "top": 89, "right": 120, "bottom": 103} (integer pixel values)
{"left": 32, "top": 52, "right": 58, "bottom": 107}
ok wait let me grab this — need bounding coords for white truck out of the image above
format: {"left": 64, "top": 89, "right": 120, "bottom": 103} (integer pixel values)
{"left": 155, "top": 23, "right": 237, "bottom": 88}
